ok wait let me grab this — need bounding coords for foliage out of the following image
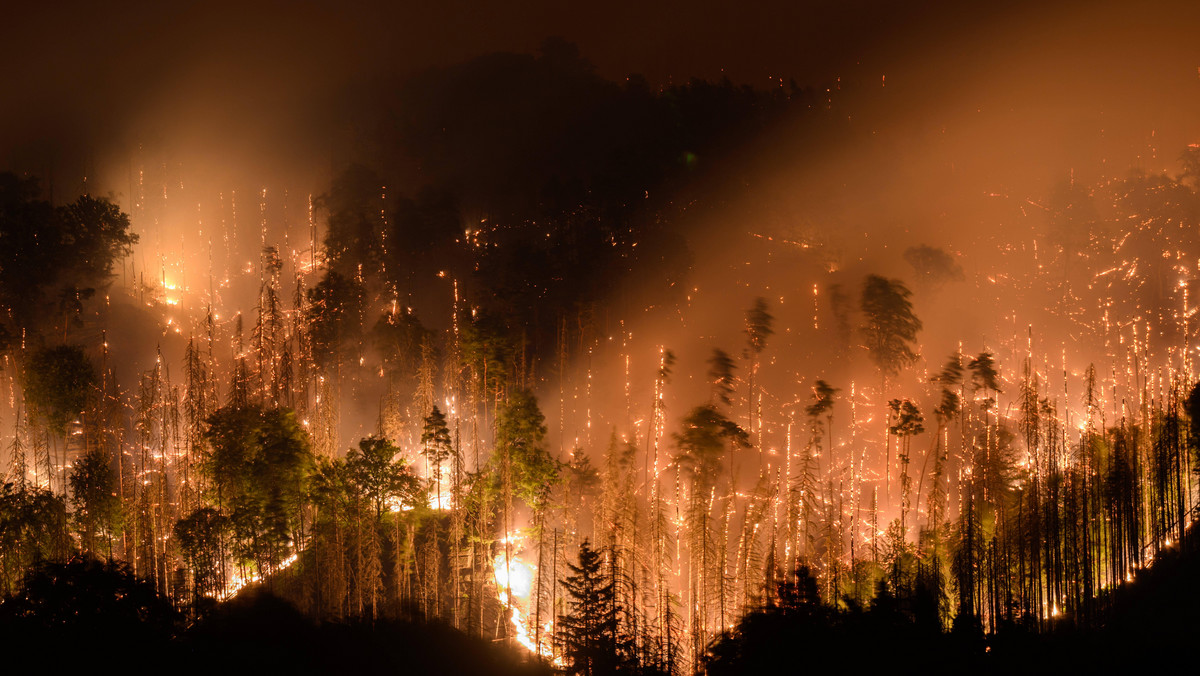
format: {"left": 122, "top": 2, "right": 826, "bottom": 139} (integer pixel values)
{"left": 705, "top": 565, "right": 979, "bottom": 674}
{"left": 459, "top": 310, "right": 520, "bottom": 395}
{"left": 383, "top": 186, "right": 467, "bottom": 291}
{"left": 568, "top": 453, "right": 601, "bottom": 495}
{"left": 372, "top": 309, "right": 433, "bottom": 379}
{"left": 967, "top": 352, "right": 1001, "bottom": 394}
{"left": 903, "top": 245, "right": 964, "bottom": 288}
{"left": 0, "top": 483, "right": 69, "bottom": 594}
{"left": 175, "top": 507, "right": 230, "bottom": 601}
{"left": 706, "top": 349, "right": 736, "bottom": 407}
{"left": 859, "top": 275, "right": 922, "bottom": 379}
{"left": 305, "top": 270, "right": 365, "bottom": 371}
{"left": 317, "top": 164, "right": 387, "bottom": 275}
{"left": 557, "top": 539, "right": 632, "bottom": 676}
{"left": 346, "top": 436, "right": 423, "bottom": 518}
{"left": 743, "top": 296, "right": 774, "bottom": 357}
{"left": 22, "top": 344, "right": 97, "bottom": 435}
{"left": 421, "top": 406, "right": 455, "bottom": 471}
{"left": 201, "top": 403, "right": 315, "bottom": 570}
{"left": 566, "top": 452, "right": 601, "bottom": 536}
{"left": 0, "top": 557, "right": 178, "bottom": 651}
{"left": 67, "top": 449, "right": 122, "bottom": 553}
{"left": 674, "top": 404, "right": 749, "bottom": 489}
{"left": 1188, "top": 381, "right": 1200, "bottom": 461}
{"left": 887, "top": 399, "right": 925, "bottom": 438}
{"left": 805, "top": 379, "right": 838, "bottom": 420}
{"left": 495, "top": 389, "right": 561, "bottom": 511}
{"left": 932, "top": 353, "right": 964, "bottom": 420}
{"left": 0, "top": 174, "right": 137, "bottom": 336}
{"left": 421, "top": 406, "right": 456, "bottom": 508}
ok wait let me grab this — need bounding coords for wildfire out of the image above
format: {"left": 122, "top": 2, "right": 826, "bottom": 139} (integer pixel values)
{"left": 223, "top": 553, "right": 299, "bottom": 599}
{"left": 493, "top": 551, "right": 556, "bottom": 659}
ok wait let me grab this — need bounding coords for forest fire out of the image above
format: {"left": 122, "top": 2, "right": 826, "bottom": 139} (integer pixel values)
{"left": 3, "top": 2, "right": 1200, "bottom": 672}
{"left": 493, "top": 552, "right": 544, "bottom": 655}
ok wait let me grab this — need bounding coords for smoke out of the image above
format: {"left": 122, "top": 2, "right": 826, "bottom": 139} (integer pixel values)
{"left": 4, "top": 0, "right": 1200, "bottom": 519}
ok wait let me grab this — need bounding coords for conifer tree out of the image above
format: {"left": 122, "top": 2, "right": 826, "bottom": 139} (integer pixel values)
{"left": 859, "top": 275, "right": 921, "bottom": 506}
{"left": 421, "top": 405, "right": 455, "bottom": 510}
{"left": 558, "top": 539, "right": 630, "bottom": 676}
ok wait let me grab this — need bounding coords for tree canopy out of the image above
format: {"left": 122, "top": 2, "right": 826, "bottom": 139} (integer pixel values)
{"left": 674, "top": 404, "right": 749, "bottom": 489}
{"left": 346, "top": 436, "right": 423, "bottom": 518}
{"left": 859, "top": 275, "right": 922, "bottom": 379}
{"left": 495, "top": 389, "right": 560, "bottom": 512}
{"left": 556, "top": 539, "right": 631, "bottom": 676}
{"left": 0, "top": 174, "right": 136, "bottom": 338}
{"left": 22, "top": 344, "right": 96, "bottom": 435}
{"left": 201, "top": 403, "right": 315, "bottom": 570}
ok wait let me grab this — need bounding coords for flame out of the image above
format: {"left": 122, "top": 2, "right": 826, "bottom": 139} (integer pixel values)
{"left": 428, "top": 491, "right": 454, "bottom": 510}
{"left": 493, "top": 551, "right": 557, "bottom": 660}
{"left": 494, "top": 553, "right": 533, "bottom": 600}
{"left": 224, "top": 552, "right": 299, "bottom": 599}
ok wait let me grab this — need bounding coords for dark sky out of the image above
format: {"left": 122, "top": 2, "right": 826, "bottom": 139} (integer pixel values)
{"left": 3, "top": 0, "right": 1199, "bottom": 193}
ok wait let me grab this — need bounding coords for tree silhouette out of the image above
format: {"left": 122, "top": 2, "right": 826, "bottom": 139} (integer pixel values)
{"left": 175, "top": 506, "right": 230, "bottom": 602}
{"left": 22, "top": 345, "right": 96, "bottom": 436}
{"left": 903, "top": 245, "right": 963, "bottom": 289}
{"left": 0, "top": 483, "right": 69, "bottom": 594}
{"left": 706, "top": 349, "right": 736, "bottom": 408}
{"left": 305, "top": 270, "right": 366, "bottom": 373}
{"left": 744, "top": 297, "right": 774, "bottom": 446}
{"left": 496, "top": 389, "right": 559, "bottom": 513}
{"left": 68, "top": 449, "right": 122, "bottom": 557}
{"left": 557, "top": 539, "right": 630, "bottom": 676}
{"left": 887, "top": 398, "right": 925, "bottom": 532}
{"left": 674, "top": 405, "right": 749, "bottom": 488}
{"left": 0, "top": 175, "right": 136, "bottom": 339}
{"left": 347, "top": 436, "right": 422, "bottom": 520}
{"left": 859, "top": 275, "right": 922, "bottom": 380}
{"left": 317, "top": 165, "right": 387, "bottom": 277}
{"left": 0, "top": 557, "right": 178, "bottom": 661}
{"left": 744, "top": 297, "right": 774, "bottom": 357}
{"left": 860, "top": 274, "right": 922, "bottom": 510}
{"left": 421, "top": 406, "right": 455, "bottom": 509}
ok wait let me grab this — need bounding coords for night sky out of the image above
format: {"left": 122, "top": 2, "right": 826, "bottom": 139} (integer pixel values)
{"left": 5, "top": 0, "right": 1200, "bottom": 195}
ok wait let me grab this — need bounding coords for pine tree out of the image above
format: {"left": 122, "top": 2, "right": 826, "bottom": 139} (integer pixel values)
{"left": 887, "top": 399, "right": 924, "bottom": 533}
{"left": 859, "top": 275, "right": 921, "bottom": 508}
{"left": 421, "top": 405, "right": 455, "bottom": 510}
{"left": 859, "top": 275, "right": 922, "bottom": 380}
{"left": 558, "top": 539, "right": 630, "bottom": 676}
{"left": 743, "top": 297, "right": 774, "bottom": 450}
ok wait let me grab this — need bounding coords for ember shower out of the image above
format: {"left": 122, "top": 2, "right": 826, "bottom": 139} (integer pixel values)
{"left": 3, "top": 1, "right": 1200, "bottom": 672}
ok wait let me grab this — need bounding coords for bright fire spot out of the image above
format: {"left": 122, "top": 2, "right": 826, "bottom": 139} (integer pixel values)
{"left": 428, "top": 490, "right": 454, "bottom": 510}
{"left": 224, "top": 552, "right": 299, "bottom": 599}
{"left": 494, "top": 553, "right": 533, "bottom": 600}
{"left": 493, "top": 552, "right": 556, "bottom": 659}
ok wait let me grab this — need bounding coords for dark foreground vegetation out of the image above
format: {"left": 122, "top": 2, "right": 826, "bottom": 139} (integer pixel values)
{"left": 0, "top": 557, "right": 549, "bottom": 675}
{"left": 4, "top": 535, "right": 1200, "bottom": 675}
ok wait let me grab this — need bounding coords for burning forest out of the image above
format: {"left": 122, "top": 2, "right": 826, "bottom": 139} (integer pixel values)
{"left": 3, "top": 1, "right": 1200, "bottom": 673}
